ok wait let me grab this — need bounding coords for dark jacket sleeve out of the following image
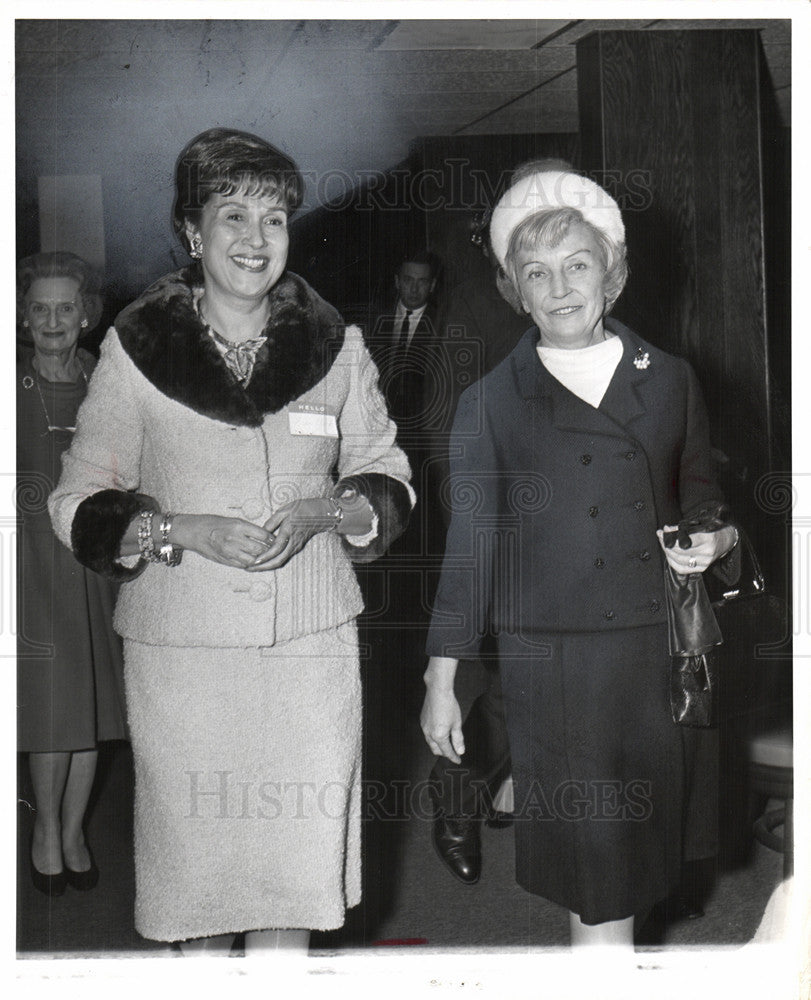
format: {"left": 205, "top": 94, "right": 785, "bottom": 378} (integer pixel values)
{"left": 678, "top": 360, "right": 741, "bottom": 585}
{"left": 425, "top": 385, "right": 497, "bottom": 658}
{"left": 678, "top": 361, "right": 723, "bottom": 518}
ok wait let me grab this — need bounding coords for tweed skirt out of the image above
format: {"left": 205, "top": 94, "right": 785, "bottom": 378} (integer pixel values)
{"left": 123, "top": 622, "right": 361, "bottom": 942}
{"left": 498, "top": 624, "right": 718, "bottom": 925}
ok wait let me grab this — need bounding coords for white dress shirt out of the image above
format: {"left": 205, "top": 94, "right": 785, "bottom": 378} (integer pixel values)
{"left": 393, "top": 302, "right": 428, "bottom": 349}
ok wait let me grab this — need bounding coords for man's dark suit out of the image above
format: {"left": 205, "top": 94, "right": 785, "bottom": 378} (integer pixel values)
{"left": 368, "top": 305, "right": 439, "bottom": 453}
{"left": 366, "top": 306, "right": 444, "bottom": 561}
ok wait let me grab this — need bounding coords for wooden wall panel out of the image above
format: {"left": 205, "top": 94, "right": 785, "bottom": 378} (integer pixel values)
{"left": 577, "top": 29, "right": 772, "bottom": 503}
{"left": 576, "top": 27, "right": 791, "bottom": 637}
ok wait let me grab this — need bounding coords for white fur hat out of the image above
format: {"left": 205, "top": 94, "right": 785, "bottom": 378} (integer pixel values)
{"left": 489, "top": 170, "right": 625, "bottom": 267}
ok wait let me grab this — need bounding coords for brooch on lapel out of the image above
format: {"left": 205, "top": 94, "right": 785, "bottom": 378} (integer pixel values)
{"left": 633, "top": 348, "right": 651, "bottom": 370}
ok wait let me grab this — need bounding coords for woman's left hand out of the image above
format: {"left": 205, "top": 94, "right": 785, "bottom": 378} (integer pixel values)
{"left": 246, "top": 499, "right": 333, "bottom": 571}
{"left": 656, "top": 524, "right": 737, "bottom": 575}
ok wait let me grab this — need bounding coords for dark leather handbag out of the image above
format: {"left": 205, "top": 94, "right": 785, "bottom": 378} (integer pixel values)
{"left": 663, "top": 562, "right": 723, "bottom": 727}
{"left": 704, "top": 527, "right": 765, "bottom": 609}
{"left": 661, "top": 501, "right": 764, "bottom": 727}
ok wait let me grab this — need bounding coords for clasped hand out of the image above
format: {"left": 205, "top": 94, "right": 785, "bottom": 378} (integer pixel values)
{"left": 248, "top": 498, "right": 334, "bottom": 572}
{"left": 656, "top": 524, "right": 736, "bottom": 575}
{"left": 179, "top": 499, "right": 333, "bottom": 571}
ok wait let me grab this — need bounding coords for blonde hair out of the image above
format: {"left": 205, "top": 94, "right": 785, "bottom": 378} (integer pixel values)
{"left": 504, "top": 207, "right": 628, "bottom": 312}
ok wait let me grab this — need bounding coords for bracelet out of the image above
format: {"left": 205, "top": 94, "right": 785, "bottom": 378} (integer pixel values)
{"left": 137, "top": 510, "right": 160, "bottom": 563}
{"left": 158, "top": 512, "right": 183, "bottom": 567}
{"left": 324, "top": 496, "right": 344, "bottom": 532}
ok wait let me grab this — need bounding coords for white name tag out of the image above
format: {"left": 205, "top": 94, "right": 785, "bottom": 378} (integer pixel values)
{"left": 288, "top": 405, "right": 339, "bottom": 438}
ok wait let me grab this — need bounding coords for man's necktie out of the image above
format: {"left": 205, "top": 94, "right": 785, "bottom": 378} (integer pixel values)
{"left": 398, "top": 310, "right": 413, "bottom": 349}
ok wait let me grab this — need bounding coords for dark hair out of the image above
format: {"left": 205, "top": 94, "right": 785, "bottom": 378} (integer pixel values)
{"left": 396, "top": 249, "right": 439, "bottom": 280}
{"left": 172, "top": 128, "right": 304, "bottom": 253}
{"left": 16, "top": 251, "right": 103, "bottom": 333}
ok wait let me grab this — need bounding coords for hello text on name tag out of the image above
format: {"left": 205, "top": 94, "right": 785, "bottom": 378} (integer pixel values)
{"left": 288, "top": 402, "right": 339, "bottom": 438}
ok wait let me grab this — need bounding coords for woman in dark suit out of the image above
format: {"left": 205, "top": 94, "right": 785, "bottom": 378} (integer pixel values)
{"left": 421, "top": 169, "right": 739, "bottom": 949}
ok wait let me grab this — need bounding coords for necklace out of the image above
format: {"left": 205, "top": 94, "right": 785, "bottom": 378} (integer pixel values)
{"left": 195, "top": 290, "right": 268, "bottom": 385}
{"left": 23, "top": 357, "right": 89, "bottom": 435}
{"left": 206, "top": 325, "right": 267, "bottom": 384}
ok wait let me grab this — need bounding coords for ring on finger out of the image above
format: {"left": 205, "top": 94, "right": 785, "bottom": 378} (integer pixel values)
{"left": 688, "top": 557, "right": 697, "bottom": 568}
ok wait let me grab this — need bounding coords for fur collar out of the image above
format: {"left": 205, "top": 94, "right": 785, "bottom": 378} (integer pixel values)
{"left": 114, "top": 267, "right": 346, "bottom": 426}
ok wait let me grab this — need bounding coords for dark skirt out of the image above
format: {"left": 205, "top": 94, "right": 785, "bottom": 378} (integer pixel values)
{"left": 498, "top": 624, "right": 718, "bottom": 925}
{"left": 17, "top": 526, "right": 127, "bottom": 753}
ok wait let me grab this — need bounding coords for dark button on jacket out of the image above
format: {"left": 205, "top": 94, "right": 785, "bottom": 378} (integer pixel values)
{"left": 425, "top": 320, "right": 725, "bottom": 656}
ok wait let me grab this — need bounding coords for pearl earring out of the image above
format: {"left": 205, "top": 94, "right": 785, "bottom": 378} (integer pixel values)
{"left": 80, "top": 319, "right": 88, "bottom": 329}
{"left": 190, "top": 237, "right": 203, "bottom": 260}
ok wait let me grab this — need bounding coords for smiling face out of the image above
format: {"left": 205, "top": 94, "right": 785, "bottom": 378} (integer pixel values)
{"left": 24, "top": 277, "right": 85, "bottom": 358}
{"left": 186, "top": 189, "right": 289, "bottom": 307}
{"left": 512, "top": 220, "right": 608, "bottom": 349}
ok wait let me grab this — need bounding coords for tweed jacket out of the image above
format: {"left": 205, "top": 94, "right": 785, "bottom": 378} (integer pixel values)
{"left": 426, "top": 318, "right": 734, "bottom": 658}
{"left": 49, "top": 268, "right": 412, "bottom": 649}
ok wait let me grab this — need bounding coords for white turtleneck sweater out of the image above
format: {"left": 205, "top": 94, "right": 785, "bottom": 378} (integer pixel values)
{"left": 537, "top": 334, "right": 623, "bottom": 408}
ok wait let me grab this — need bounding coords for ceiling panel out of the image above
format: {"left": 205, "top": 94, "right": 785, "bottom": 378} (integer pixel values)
{"left": 364, "top": 48, "right": 577, "bottom": 74}
{"left": 16, "top": 16, "right": 792, "bottom": 210}
{"left": 376, "top": 20, "right": 571, "bottom": 51}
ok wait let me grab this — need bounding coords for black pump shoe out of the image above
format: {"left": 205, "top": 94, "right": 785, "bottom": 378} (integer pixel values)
{"left": 30, "top": 855, "right": 67, "bottom": 897}
{"left": 65, "top": 845, "right": 99, "bottom": 891}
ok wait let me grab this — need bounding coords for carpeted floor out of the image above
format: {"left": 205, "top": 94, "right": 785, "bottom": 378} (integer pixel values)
{"left": 17, "top": 628, "right": 787, "bottom": 958}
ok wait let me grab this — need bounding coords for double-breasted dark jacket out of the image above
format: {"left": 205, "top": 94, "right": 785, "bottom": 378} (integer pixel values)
{"left": 426, "top": 317, "right": 732, "bottom": 659}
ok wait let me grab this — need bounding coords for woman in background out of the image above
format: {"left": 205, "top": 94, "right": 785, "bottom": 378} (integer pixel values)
{"left": 18, "top": 251, "right": 126, "bottom": 896}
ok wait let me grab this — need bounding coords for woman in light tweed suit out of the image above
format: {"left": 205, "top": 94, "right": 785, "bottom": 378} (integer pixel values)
{"left": 49, "top": 128, "right": 412, "bottom": 956}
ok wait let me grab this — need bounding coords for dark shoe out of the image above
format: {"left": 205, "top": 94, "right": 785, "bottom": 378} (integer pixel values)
{"left": 484, "top": 811, "right": 514, "bottom": 829}
{"left": 432, "top": 815, "right": 482, "bottom": 885}
{"left": 65, "top": 845, "right": 99, "bottom": 891}
{"left": 29, "top": 855, "right": 67, "bottom": 897}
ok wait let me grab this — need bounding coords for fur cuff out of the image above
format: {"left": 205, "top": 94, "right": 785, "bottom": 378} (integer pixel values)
{"left": 71, "top": 489, "right": 158, "bottom": 581}
{"left": 337, "top": 474, "right": 412, "bottom": 563}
